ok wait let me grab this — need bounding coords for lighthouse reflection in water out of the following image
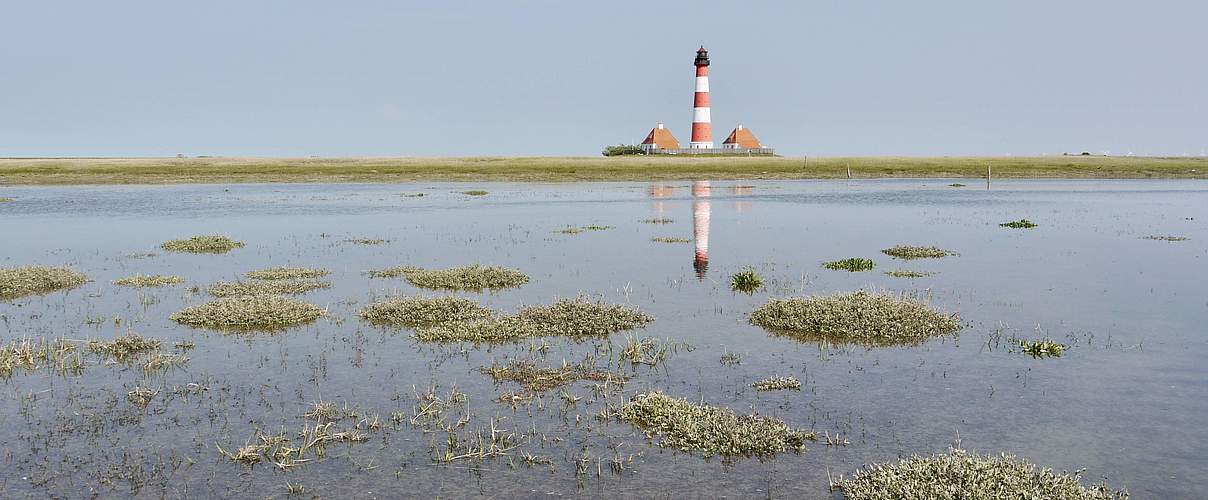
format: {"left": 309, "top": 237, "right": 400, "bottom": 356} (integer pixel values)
{"left": 648, "top": 180, "right": 718, "bottom": 280}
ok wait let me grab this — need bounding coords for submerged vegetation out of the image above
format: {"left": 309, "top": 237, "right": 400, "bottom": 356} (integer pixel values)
{"left": 360, "top": 295, "right": 492, "bottom": 328}
{"left": 245, "top": 266, "right": 330, "bottom": 280}
{"left": 881, "top": 245, "right": 957, "bottom": 260}
{"left": 480, "top": 359, "right": 625, "bottom": 393}
{"left": 113, "top": 274, "right": 184, "bottom": 287}
{"left": 207, "top": 279, "right": 330, "bottom": 297}
{"left": 1140, "top": 235, "right": 1189, "bottom": 242}
{"left": 651, "top": 237, "right": 692, "bottom": 243}
{"left": 170, "top": 295, "right": 323, "bottom": 330}
{"left": 617, "top": 392, "right": 814, "bottom": 458}
{"left": 730, "top": 268, "right": 765, "bottom": 294}
{"left": 749, "top": 291, "right": 961, "bottom": 346}
{"left": 619, "top": 336, "right": 688, "bottom": 366}
{"left": 160, "top": 235, "right": 245, "bottom": 254}
{"left": 752, "top": 375, "right": 801, "bottom": 392}
{"left": 832, "top": 448, "right": 1128, "bottom": 500}
{"left": 0, "top": 266, "right": 88, "bottom": 300}
{"left": 884, "top": 270, "right": 935, "bottom": 278}
{"left": 1000, "top": 219, "right": 1038, "bottom": 229}
{"left": 823, "top": 258, "right": 876, "bottom": 272}
{"left": 641, "top": 218, "right": 674, "bottom": 224}
{"left": 345, "top": 238, "right": 388, "bottom": 245}
{"left": 369, "top": 265, "right": 529, "bottom": 291}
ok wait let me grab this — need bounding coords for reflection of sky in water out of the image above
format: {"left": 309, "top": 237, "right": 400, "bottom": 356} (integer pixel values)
{"left": 0, "top": 180, "right": 1205, "bottom": 497}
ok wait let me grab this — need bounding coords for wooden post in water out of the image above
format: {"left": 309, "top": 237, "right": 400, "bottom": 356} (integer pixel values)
{"left": 986, "top": 163, "right": 992, "bottom": 189}
{"left": 847, "top": 163, "right": 852, "bottom": 179}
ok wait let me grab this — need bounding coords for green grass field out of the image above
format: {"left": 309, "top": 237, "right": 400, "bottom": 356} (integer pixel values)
{"left": 1, "top": 155, "right": 1204, "bottom": 184}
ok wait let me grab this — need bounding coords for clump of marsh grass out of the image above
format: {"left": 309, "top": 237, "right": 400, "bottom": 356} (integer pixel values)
{"left": 652, "top": 237, "right": 692, "bottom": 243}
{"left": 369, "top": 265, "right": 529, "bottom": 291}
{"left": 618, "top": 336, "right": 688, "bottom": 366}
{"left": 461, "top": 190, "right": 489, "bottom": 196}
{"left": 0, "top": 266, "right": 88, "bottom": 300}
{"left": 0, "top": 338, "right": 82, "bottom": 378}
{"left": 1140, "top": 235, "right": 1189, "bottom": 242}
{"left": 881, "top": 245, "right": 957, "bottom": 260}
{"left": 480, "top": 359, "right": 625, "bottom": 393}
{"left": 0, "top": 197, "right": 15, "bottom": 202}
{"left": 749, "top": 290, "right": 961, "bottom": 346}
{"left": 87, "top": 332, "right": 160, "bottom": 362}
{"left": 207, "top": 279, "right": 330, "bottom": 297}
{"left": 246, "top": 266, "right": 331, "bottom": 280}
{"left": 414, "top": 297, "right": 653, "bottom": 343}
{"left": 1000, "top": 219, "right": 1038, "bottom": 229}
{"left": 641, "top": 218, "right": 674, "bottom": 224}
{"left": 720, "top": 350, "right": 742, "bottom": 366}
{"left": 360, "top": 295, "right": 493, "bottom": 328}
{"left": 582, "top": 225, "right": 613, "bottom": 231}
{"left": 160, "top": 235, "right": 245, "bottom": 254}
{"left": 554, "top": 227, "right": 583, "bottom": 235}
{"left": 730, "top": 268, "right": 765, "bottom": 294}
{"left": 947, "top": 183, "right": 966, "bottom": 187}
{"left": 752, "top": 375, "right": 801, "bottom": 391}
{"left": 831, "top": 448, "right": 1128, "bottom": 500}
{"left": 1012, "top": 338, "right": 1067, "bottom": 358}
{"left": 113, "top": 274, "right": 183, "bottom": 287}
{"left": 884, "top": 270, "right": 935, "bottom": 278}
{"left": 345, "top": 238, "right": 388, "bottom": 245}
{"left": 170, "top": 295, "right": 323, "bottom": 331}
{"left": 617, "top": 392, "right": 814, "bottom": 458}
{"left": 127, "top": 387, "right": 158, "bottom": 408}
{"left": 824, "top": 258, "right": 876, "bottom": 272}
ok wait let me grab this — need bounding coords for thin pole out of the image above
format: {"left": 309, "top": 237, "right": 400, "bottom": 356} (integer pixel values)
{"left": 986, "top": 163, "right": 991, "bottom": 189}
{"left": 847, "top": 163, "right": 852, "bottom": 179}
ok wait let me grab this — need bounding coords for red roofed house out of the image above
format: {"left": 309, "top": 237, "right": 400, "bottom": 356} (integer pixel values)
{"left": 640, "top": 123, "right": 681, "bottom": 152}
{"left": 721, "top": 124, "right": 763, "bottom": 149}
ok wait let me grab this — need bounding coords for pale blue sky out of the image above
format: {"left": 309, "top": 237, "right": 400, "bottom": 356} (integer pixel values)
{"left": 2, "top": 1, "right": 1204, "bottom": 157}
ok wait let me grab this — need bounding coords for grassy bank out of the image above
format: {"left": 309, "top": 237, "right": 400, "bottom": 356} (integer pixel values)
{"left": 1, "top": 155, "right": 1204, "bottom": 184}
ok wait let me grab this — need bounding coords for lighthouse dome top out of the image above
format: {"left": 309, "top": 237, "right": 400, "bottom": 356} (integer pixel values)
{"left": 694, "top": 47, "right": 710, "bottom": 66}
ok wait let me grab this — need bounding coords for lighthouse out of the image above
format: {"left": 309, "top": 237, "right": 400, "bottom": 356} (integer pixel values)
{"left": 689, "top": 47, "right": 713, "bottom": 149}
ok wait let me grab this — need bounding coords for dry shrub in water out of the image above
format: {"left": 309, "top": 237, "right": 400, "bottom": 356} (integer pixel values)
{"left": 360, "top": 295, "right": 493, "bottom": 328}
{"left": 749, "top": 290, "right": 960, "bottom": 346}
{"left": 881, "top": 245, "right": 956, "bottom": 260}
{"left": 617, "top": 392, "right": 814, "bottom": 457}
{"left": 0, "top": 338, "right": 82, "bottom": 378}
{"left": 0, "top": 266, "right": 88, "bottom": 300}
{"left": 246, "top": 266, "right": 330, "bottom": 280}
{"left": 160, "top": 235, "right": 245, "bottom": 254}
{"left": 369, "top": 265, "right": 529, "bottom": 291}
{"left": 113, "top": 274, "right": 183, "bottom": 287}
{"left": 832, "top": 448, "right": 1128, "bottom": 500}
{"left": 207, "top": 279, "right": 330, "bottom": 297}
{"left": 170, "top": 295, "right": 322, "bottom": 331}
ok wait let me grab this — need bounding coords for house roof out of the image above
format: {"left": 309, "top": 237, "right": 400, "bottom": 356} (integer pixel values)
{"left": 722, "top": 125, "right": 762, "bottom": 148}
{"left": 640, "top": 124, "right": 681, "bottom": 149}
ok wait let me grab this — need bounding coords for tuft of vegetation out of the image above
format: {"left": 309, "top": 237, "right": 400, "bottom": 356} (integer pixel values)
{"left": 345, "top": 238, "right": 387, "bottom": 245}
{"left": 368, "top": 264, "right": 529, "bottom": 291}
{"left": 415, "top": 297, "right": 653, "bottom": 343}
{"left": 460, "top": 190, "right": 489, "bottom": 196}
{"left": 245, "top": 266, "right": 330, "bottom": 280}
{"left": 207, "top": 279, "right": 330, "bottom": 297}
{"left": 113, "top": 274, "right": 184, "bottom": 287}
{"left": 480, "top": 359, "right": 625, "bottom": 393}
{"left": 0, "top": 197, "right": 15, "bottom": 202}
{"left": 947, "top": 183, "right": 966, "bottom": 187}
{"left": 601, "top": 144, "right": 646, "bottom": 157}
{"left": 360, "top": 295, "right": 493, "bottom": 328}
{"left": 752, "top": 375, "right": 801, "bottom": 391}
{"left": 619, "top": 336, "right": 689, "bottom": 366}
{"left": 884, "top": 270, "right": 935, "bottom": 278}
{"left": 730, "top": 268, "right": 765, "bottom": 294}
{"left": 652, "top": 236, "right": 692, "bottom": 243}
{"left": 170, "top": 295, "right": 323, "bottom": 331}
{"left": 160, "top": 235, "right": 244, "bottom": 254}
{"left": 0, "top": 266, "right": 88, "bottom": 300}
{"left": 641, "top": 218, "right": 674, "bottom": 224}
{"left": 1140, "top": 235, "right": 1189, "bottom": 242}
{"left": 87, "top": 332, "right": 161, "bottom": 362}
{"left": 720, "top": 351, "right": 742, "bottom": 366}
{"left": 127, "top": 387, "right": 158, "bottom": 408}
{"left": 617, "top": 392, "right": 814, "bottom": 458}
{"left": 823, "top": 258, "right": 876, "bottom": 272}
{"left": 0, "top": 338, "right": 82, "bottom": 378}
{"left": 831, "top": 448, "right": 1128, "bottom": 500}
{"left": 1000, "top": 219, "right": 1038, "bottom": 229}
{"left": 881, "top": 245, "right": 957, "bottom": 260}
{"left": 554, "top": 227, "right": 583, "bottom": 235}
{"left": 749, "top": 290, "right": 961, "bottom": 346}
{"left": 1012, "top": 338, "right": 1067, "bottom": 358}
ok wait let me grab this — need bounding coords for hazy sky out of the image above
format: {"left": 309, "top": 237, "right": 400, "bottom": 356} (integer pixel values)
{"left": 2, "top": 1, "right": 1205, "bottom": 157}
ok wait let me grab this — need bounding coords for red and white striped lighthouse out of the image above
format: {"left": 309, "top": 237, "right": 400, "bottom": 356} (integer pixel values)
{"left": 689, "top": 47, "right": 713, "bottom": 149}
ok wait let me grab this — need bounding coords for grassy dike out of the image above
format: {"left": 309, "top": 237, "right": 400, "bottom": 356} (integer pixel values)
{"left": 1, "top": 155, "right": 1205, "bottom": 184}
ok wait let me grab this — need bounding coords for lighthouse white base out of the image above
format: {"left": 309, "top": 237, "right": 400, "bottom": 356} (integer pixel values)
{"left": 689, "top": 142, "right": 714, "bottom": 149}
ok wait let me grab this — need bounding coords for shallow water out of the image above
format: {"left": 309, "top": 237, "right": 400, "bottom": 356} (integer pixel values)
{"left": 0, "top": 179, "right": 1205, "bottom": 498}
